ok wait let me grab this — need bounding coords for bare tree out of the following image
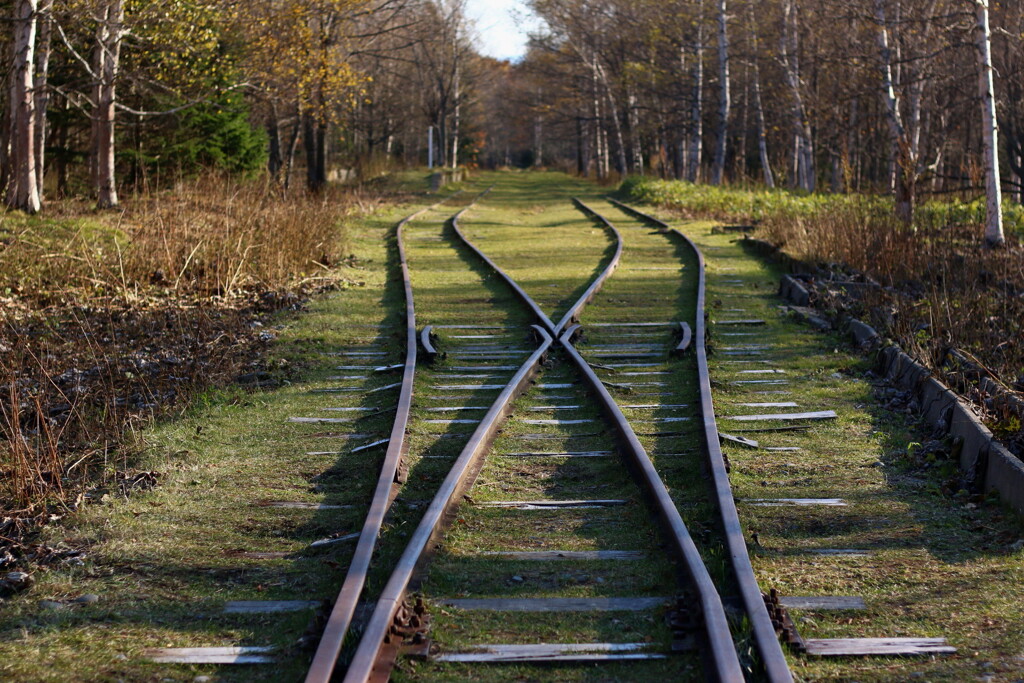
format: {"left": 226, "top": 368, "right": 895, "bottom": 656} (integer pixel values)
{"left": 687, "top": 0, "right": 705, "bottom": 182}
{"left": 780, "top": 0, "right": 814, "bottom": 191}
{"left": 711, "top": 0, "right": 729, "bottom": 185}
{"left": 973, "top": 0, "right": 1004, "bottom": 246}
{"left": 6, "top": 0, "right": 41, "bottom": 213}
{"left": 91, "top": 0, "right": 124, "bottom": 209}
{"left": 747, "top": 0, "right": 774, "bottom": 187}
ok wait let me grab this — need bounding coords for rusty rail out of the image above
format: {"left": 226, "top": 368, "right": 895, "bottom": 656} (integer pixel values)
{"left": 559, "top": 323, "right": 745, "bottom": 682}
{"left": 340, "top": 197, "right": 624, "bottom": 682}
{"left": 341, "top": 326, "right": 555, "bottom": 682}
{"left": 607, "top": 196, "right": 794, "bottom": 683}
{"left": 451, "top": 198, "right": 747, "bottom": 680}
{"left": 305, "top": 192, "right": 468, "bottom": 683}
{"left": 450, "top": 197, "right": 622, "bottom": 336}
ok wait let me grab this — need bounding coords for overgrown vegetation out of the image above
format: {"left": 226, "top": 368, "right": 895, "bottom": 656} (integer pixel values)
{"left": 622, "top": 176, "right": 1024, "bottom": 402}
{"left": 0, "top": 174, "right": 375, "bottom": 526}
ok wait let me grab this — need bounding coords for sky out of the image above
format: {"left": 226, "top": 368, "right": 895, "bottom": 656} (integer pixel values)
{"left": 464, "top": 0, "right": 543, "bottom": 62}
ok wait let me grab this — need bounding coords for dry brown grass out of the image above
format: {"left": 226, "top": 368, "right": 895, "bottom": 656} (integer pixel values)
{"left": 758, "top": 202, "right": 1024, "bottom": 390}
{"left": 0, "top": 173, "right": 372, "bottom": 517}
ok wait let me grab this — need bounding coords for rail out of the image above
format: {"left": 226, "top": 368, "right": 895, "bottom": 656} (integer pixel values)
{"left": 607, "top": 196, "right": 794, "bottom": 683}
{"left": 450, "top": 199, "right": 747, "bottom": 680}
{"left": 305, "top": 191, "right": 467, "bottom": 683}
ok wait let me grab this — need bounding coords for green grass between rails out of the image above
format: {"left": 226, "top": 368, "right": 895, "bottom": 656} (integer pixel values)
{"left": 394, "top": 172, "right": 703, "bottom": 681}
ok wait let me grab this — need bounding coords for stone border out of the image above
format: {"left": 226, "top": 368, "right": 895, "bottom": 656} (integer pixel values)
{"left": 751, "top": 238, "right": 1024, "bottom": 516}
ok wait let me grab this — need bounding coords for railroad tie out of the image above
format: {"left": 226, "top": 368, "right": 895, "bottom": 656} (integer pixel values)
{"left": 432, "top": 642, "right": 666, "bottom": 663}
{"left": 725, "top": 410, "right": 837, "bottom": 422}
{"left": 144, "top": 647, "right": 275, "bottom": 664}
{"left": 437, "top": 596, "right": 667, "bottom": 612}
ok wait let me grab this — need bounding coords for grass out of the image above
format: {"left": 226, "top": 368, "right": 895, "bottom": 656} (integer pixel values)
{"left": 0, "top": 171, "right": 410, "bottom": 517}
{"left": 387, "top": 173, "right": 706, "bottom": 680}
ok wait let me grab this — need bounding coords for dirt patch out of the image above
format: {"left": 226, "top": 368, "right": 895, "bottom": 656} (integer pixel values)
{"left": 0, "top": 285, "right": 337, "bottom": 564}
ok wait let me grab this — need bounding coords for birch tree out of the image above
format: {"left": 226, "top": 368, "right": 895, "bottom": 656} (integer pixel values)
{"left": 747, "top": 0, "right": 774, "bottom": 187}
{"left": 972, "top": 0, "right": 1004, "bottom": 246}
{"left": 6, "top": 0, "right": 42, "bottom": 213}
{"left": 92, "top": 0, "right": 124, "bottom": 208}
{"left": 687, "top": 0, "right": 705, "bottom": 182}
{"left": 780, "top": 0, "right": 814, "bottom": 191}
{"left": 710, "top": 0, "right": 729, "bottom": 185}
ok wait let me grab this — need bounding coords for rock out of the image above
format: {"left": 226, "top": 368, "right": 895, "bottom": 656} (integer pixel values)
{"left": 510, "top": 575, "right": 524, "bottom": 583}
{"left": 4, "top": 572, "right": 34, "bottom": 593}
{"left": 39, "top": 600, "right": 64, "bottom": 610}
{"left": 73, "top": 593, "right": 100, "bottom": 604}
{"left": 193, "top": 677, "right": 212, "bottom": 683}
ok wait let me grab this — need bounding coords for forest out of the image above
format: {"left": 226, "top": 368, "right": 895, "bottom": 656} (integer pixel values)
{"left": 0, "top": 0, "right": 1019, "bottom": 222}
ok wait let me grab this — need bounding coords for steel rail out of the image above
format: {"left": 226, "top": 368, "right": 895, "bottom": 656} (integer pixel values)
{"left": 450, "top": 197, "right": 622, "bottom": 336}
{"left": 606, "top": 196, "right": 794, "bottom": 683}
{"left": 341, "top": 194, "right": 626, "bottom": 682}
{"left": 305, "top": 192, "right": 467, "bottom": 683}
{"left": 341, "top": 326, "right": 555, "bottom": 683}
{"left": 557, "top": 198, "right": 624, "bottom": 332}
{"left": 558, "top": 323, "right": 745, "bottom": 682}
{"left": 449, "top": 214, "right": 556, "bottom": 332}
{"left": 453, "top": 198, "right": 747, "bottom": 680}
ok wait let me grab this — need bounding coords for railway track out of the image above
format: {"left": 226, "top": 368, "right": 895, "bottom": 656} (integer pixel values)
{"left": 50, "top": 173, "right": 975, "bottom": 682}
{"left": 135, "top": 177, "right": 964, "bottom": 681}
{"left": 299, "top": 183, "right": 794, "bottom": 682}
{"left": 6, "top": 174, "right": 996, "bottom": 681}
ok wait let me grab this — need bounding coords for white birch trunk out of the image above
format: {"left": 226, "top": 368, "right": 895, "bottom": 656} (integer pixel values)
{"left": 450, "top": 62, "right": 460, "bottom": 169}
{"left": 711, "top": 0, "right": 729, "bottom": 185}
{"left": 687, "top": 0, "right": 705, "bottom": 183}
{"left": 33, "top": 0, "right": 53, "bottom": 199}
{"left": 628, "top": 89, "right": 643, "bottom": 174}
{"left": 93, "top": 0, "right": 124, "bottom": 209}
{"left": 6, "top": 0, "right": 40, "bottom": 213}
{"left": 973, "top": 0, "right": 1004, "bottom": 246}
{"left": 874, "top": 0, "right": 912, "bottom": 221}
{"left": 780, "top": 0, "right": 813, "bottom": 191}
{"left": 747, "top": 3, "right": 774, "bottom": 188}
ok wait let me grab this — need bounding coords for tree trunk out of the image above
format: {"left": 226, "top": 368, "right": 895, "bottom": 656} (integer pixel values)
{"left": 5, "top": 0, "right": 40, "bottom": 213}
{"left": 781, "top": 0, "right": 814, "bottom": 192}
{"left": 33, "top": 0, "right": 52, "bottom": 199}
{"left": 748, "top": 3, "right": 774, "bottom": 188}
{"left": 284, "top": 106, "right": 301, "bottom": 190}
{"left": 875, "top": 0, "right": 913, "bottom": 222}
{"left": 450, "top": 64, "right": 460, "bottom": 169}
{"left": 592, "top": 61, "right": 627, "bottom": 175}
{"left": 687, "top": 0, "right": 704, "bottom": 183}
{"left": 92, "top": 0, "right": 124, "bottom": 209}
{"left": 711, "top": 0, "right": 729, "bottom": 185}
{"left": 267, "top": 105, "right": 283, "bottom": 179}
{"left": 534, "top": 99, "right": 544, "bottom": 168}
{"left": 973, "top": 0, "right": 1004, "bottom": 246}
{"left": 56, "top": 99, "right": 69, "bottom": 197}
{"left": 576, "top": 112, "right": 586, "bottom": 176}
{"left": 627, "top": 88, "right": 642, "bottom": 174}
{"left": 304, "top": 114, "right": 327, "bottom": 192}
{"left": 591, "top": 61, "right": 606, "bottom": 179}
